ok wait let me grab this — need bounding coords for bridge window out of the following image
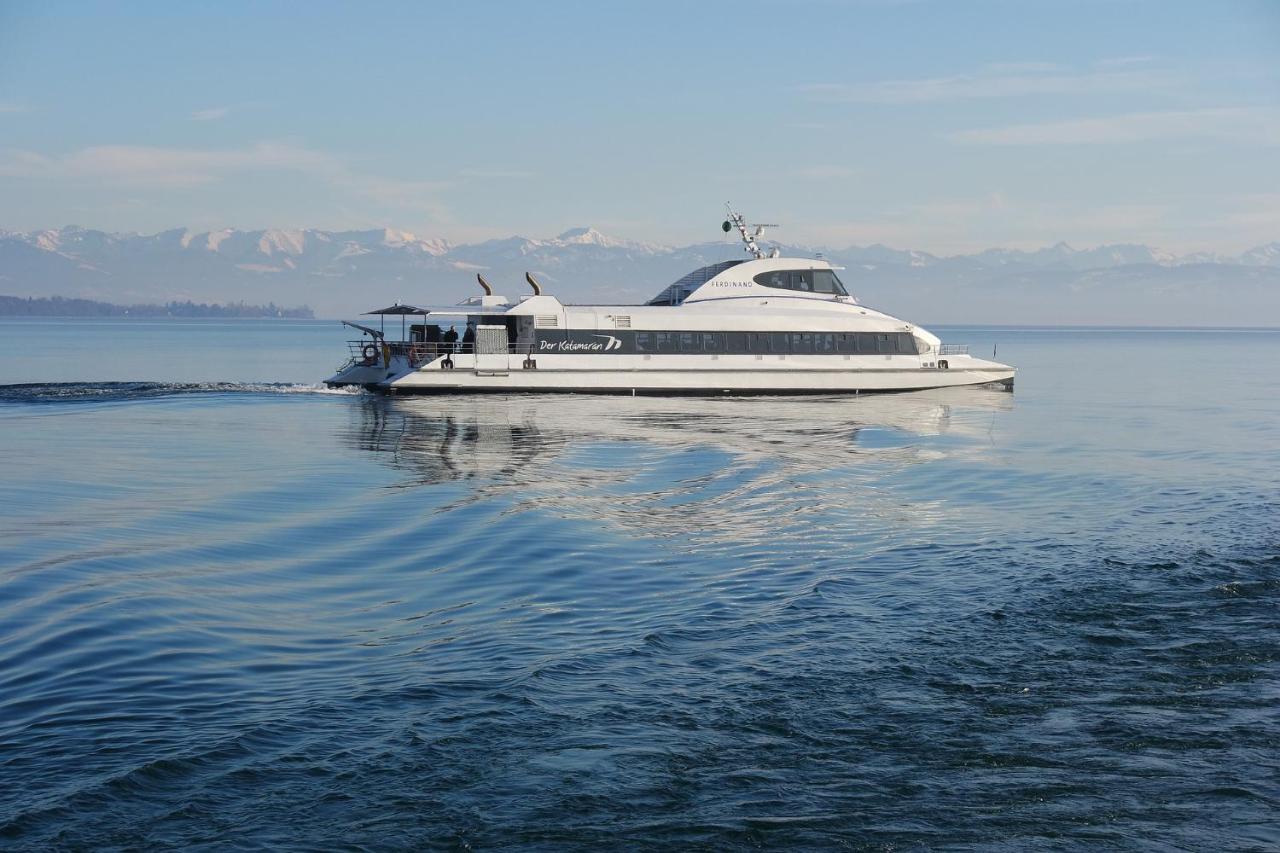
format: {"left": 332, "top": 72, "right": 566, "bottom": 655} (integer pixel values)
{"left": 754, "top": 269, "right": 848, "bottom": 296}
{"left": 812, "top": 270, "right": 849, "bottom": 295}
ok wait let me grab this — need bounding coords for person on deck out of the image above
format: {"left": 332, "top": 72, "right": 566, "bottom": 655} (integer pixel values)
{"left": 442, "top": 326, "right": 459, "bottom": 353}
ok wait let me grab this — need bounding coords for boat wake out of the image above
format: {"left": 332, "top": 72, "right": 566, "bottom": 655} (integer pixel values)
{"left": 0, "top": 381, "right": 364, "bottom": 404}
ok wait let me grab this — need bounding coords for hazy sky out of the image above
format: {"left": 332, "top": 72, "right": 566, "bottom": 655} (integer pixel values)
{"left": 1, "top": 0, "right": 1277, "bottom": 253}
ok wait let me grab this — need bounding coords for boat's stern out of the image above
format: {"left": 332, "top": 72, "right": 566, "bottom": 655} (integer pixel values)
{"left": 936, "top": 349, "right": 1016, "bottom": 391}
{"left": 325, "top": 339, "right": 418, "bottom": 389}
{"left": 914, "top": 328, "right": 1015, "bottom": 391}
{"left": 325, "top": 360, "right": 393, "bottom": 388}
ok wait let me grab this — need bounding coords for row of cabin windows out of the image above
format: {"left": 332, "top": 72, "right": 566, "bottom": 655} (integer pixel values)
{"left": 753, "top": 269, "right": 849, "bottom": 296}
{"left": 634, "top": 331, "right": 918, "bottom": 355}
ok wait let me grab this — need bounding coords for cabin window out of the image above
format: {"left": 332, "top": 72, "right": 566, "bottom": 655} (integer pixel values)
{"left": 753, "top": 269, "right": 845, "bottom": 295}
{"left": 755, "top": 270, "right": 787, "bottom": 290}
{"left": 789, "top": 333, "right": 813, "bottom": 353}
{"left": 552, "top": 328, "right": 915, "bottom": 356}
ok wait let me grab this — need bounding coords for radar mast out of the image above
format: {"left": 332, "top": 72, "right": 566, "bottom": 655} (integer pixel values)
{"left": 723, "top": 204, "right": 779, "bottom": 259}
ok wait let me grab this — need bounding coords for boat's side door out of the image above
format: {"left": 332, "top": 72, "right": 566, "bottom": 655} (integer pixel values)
{"left": 514, "top": 316, "right": 536, "bottom": 356}
{"left": 475, "top": 324, "right": 510, "bottom": 374}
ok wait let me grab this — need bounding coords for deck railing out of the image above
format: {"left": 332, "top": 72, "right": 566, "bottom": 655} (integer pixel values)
{"left": 938, "top": 344, "right": 969, "bottom": 356}
{"left": 343, "top": 340, "right": 535, "bottom": 369}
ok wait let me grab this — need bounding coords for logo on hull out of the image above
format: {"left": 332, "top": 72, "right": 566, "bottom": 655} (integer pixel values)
{"left": 538, "top": 334, "right": 624, "bottom": 353}
{"left": 591, "top": 335, "right": 623, "bottom": 351}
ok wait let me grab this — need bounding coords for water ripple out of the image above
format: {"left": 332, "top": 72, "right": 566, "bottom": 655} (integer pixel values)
{"left": 1, "top": 356, "right": 1279, "bottom": 848}
{"left": 0, "top": 381, "right": 361, "bottom": 405}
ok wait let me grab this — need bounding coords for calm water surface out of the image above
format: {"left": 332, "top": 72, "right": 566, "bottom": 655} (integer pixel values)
{"left": 1, "top": 320, "right": 1277, "bottom": 850}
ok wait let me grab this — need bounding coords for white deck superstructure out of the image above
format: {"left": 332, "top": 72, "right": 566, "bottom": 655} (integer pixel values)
{"left": 326, "top": 209, "right": 1015, "bottom": 395}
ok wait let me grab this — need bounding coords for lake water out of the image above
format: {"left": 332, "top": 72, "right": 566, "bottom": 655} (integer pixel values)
{"left": 1, "top": 319, "right": 1277, "bottom": 849}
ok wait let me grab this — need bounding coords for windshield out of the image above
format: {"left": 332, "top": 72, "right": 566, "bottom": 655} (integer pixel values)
{"left": 753, "top": 269, "right": 848, "bottom": 296}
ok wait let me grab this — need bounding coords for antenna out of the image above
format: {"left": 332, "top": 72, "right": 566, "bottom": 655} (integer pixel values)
{"left": 723, "top": 203, "right": 778, "bottom": 260}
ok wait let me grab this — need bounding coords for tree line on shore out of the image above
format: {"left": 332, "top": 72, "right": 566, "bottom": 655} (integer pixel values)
{"left": 0, "top": 295, "right": 314, "bottom": 318}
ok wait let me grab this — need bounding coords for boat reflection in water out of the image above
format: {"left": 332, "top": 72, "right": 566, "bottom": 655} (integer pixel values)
{"left": 344, "top": 389, "right": 1015, "bottom": 548}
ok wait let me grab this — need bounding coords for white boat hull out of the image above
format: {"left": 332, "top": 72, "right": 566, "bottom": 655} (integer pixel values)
{"left": 382, "top": 353, "right": 1014, "bottom": 395}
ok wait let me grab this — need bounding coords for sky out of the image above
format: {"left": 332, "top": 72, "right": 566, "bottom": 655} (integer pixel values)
{"left": 1, "top": 0, "right": 1277, "bottom": 254}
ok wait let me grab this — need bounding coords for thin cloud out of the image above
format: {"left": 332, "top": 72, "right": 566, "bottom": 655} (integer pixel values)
{"left": 806, "top": 195, "right": 1179, "bottom": 255}
{"left": 0, "top": 103, "right": 27, "bottom": 114}
{"left": 801, "top": 65, "right": 1170, "bottom": 104}
{"left": 3, "top": 141, "right": 340, "bottom": 187}
{"left": 1224, "top": 193, "right": 1280, "bottom": 226}
{"left": 458, "top": 168, "right": 537, "bottom": 179}
{"left": 982, "top": 61, "right": 1064, "bottom": 74}
{"left": 0, "top": 141, "right": 452, "bottom": 213}
{"left": 948, "top": 108, "right": 1280, "bottom": 145}
{"left": 793, "top": 165, "right": 861, "bottom": 180}
{"left": 1095, "top": 55, "right": 1156, "bottom": 68}
{"left": 0, "top": 148, "right": 49, "bottom": 177}
{"left": 190, "top": 107, "right": 231, "bottom": 121}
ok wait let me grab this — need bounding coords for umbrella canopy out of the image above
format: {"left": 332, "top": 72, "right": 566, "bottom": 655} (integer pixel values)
{"left": 363, "top": 303, "right": 429, "bottom": 315}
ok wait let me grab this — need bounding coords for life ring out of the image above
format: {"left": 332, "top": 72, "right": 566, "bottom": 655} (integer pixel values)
{"left": 361, "top": 343, "right": 379, "bottom": 365}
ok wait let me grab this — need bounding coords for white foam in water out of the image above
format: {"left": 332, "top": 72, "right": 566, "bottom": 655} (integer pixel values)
{"left": 0, "top": 381, "right": 369, "bottom": 403}
{"left": 235, "top": 382, "right": 366, "bottom": 396}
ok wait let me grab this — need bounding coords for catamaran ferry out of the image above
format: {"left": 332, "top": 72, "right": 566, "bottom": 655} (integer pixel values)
{"left": 326, "top": 208, "right": 1015, "bottom": 395}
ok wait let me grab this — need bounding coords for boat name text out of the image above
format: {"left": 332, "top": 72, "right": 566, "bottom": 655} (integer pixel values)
{"left": 539, "top": 335, "right": 623, "bottom": 352}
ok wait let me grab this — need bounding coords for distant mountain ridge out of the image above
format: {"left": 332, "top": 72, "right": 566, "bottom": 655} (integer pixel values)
{"left": 0, "top": 294, "right": 313, "bottom": 318}
{"left": 1, "top": 225, "right": 1277, "bottom": 325}
{"left": 8, "top": 223, "right": 1277, "bottom": 269}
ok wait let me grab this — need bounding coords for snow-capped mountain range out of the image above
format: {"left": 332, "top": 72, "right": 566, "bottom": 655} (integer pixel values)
{"left": 2, "top": 225, "right": 1277, "bottom": 324}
